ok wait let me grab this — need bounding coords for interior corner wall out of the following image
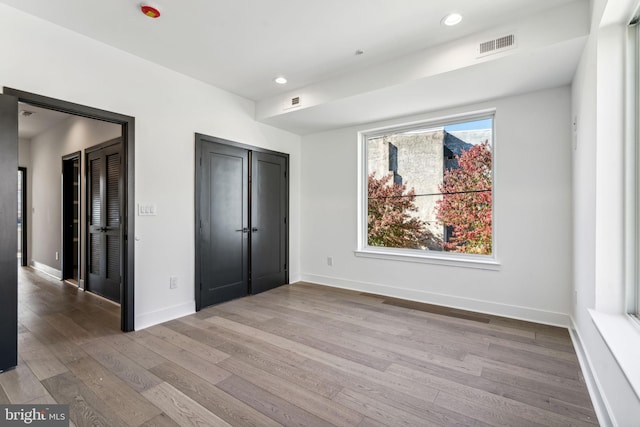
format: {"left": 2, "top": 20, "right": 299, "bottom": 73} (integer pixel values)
{"left": 0, "top": 3, "right": 301, "bottom": 329}
{"left": 29, "top": 115, "right": 120, "bottom": 282}
{"left": 300, "top": 86, "right": 573, "bottom": 326}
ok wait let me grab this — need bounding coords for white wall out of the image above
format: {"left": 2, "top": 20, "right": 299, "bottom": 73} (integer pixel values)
{"left": 570, "top": 0, "right": 640, "bottom": 423}
{"left": 300, "top": 86, "right": 573, "bottom": 326}
{"left": 19, "top": 138, "right": 30, "bottom": 167}
{"left": 29, "top": 115, "right": 120, "bottom": 281}
{"left": 0, "top": 4, "right": 301, "bottom": 329}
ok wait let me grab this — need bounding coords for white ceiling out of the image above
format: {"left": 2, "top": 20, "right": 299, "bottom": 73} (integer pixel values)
{"left": 1, "top": 0, "right": 581, "bottom": 101}
{"left": 2, "top": 0, "right": 590, "bottom": 135}
{"left": 18, "top": 103, "right": 71, "bottom": 139}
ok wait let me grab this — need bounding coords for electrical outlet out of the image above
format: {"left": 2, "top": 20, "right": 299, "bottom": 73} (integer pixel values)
{"left": 170, "top": 276, "right": 178, "bottom": 289}
{"left": 327, "top": 256, "right": 333, "bottom": 266}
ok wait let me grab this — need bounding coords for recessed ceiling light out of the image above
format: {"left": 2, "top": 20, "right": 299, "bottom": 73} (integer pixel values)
{"left": 442, "top": 13, "right": 462, "bottom": 26}
{"left": 274, "top": 77, "right": 287, "bottom": 85}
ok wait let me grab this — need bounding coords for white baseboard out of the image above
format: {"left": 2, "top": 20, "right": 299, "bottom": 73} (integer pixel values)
{"left": 30, "top": 260, "right": 62, "bottom": 280}
{"left": 289, "top": 271, "right": 302, "bottom": 284}
{"left": 299, "top": 274, "right": 570, "bottom": 327}
{"left": 569, "top": 318, "right": 613, "bottom": 427}
{"left": 135, "top": 301, "right": 195, "bottom": 331}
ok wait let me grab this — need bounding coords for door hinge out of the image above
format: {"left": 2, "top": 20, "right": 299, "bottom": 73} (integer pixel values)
{"left": 284, "top": 171, "right": 287, "bottom": 178}
{"left": 199, "top": 157, "right": 202, "bottom": 166}
{"left": 284, "top": 217, "right": 287, "bottom": 224}
{"left": 284, "top": 263, "right": 287, "bottom": 270}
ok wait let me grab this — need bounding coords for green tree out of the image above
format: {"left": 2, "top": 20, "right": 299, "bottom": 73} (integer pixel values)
{"left": 368, "top": 172, "right": 426, "bottom": 248}
{"left": 435, "top": 141, "right": 492, "bottom": 254}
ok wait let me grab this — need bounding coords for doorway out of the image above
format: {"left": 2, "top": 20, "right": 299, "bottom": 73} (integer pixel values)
{"left": 62, "top": 152, "right": 80, "bottom": 283}
{"left": 17, "top": 167, "right": 27, "bottom": 267}
{"left": 195, "top": 134, "right": 289, "bottom": 310}
{"left": 0, "top": 88, "right": 135, "bottom": 372}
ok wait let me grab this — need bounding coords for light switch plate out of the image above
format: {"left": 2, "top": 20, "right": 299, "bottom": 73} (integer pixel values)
{"left": 138, "top": 203, "right": 157, "bottom": 216}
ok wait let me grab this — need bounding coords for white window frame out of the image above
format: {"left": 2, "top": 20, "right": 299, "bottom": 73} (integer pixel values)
{"left": 588, "top": 9, "right": 640, "bottom": 408}
{"left": 355, "top": 109, "right": 499, "bottom": 270}
{"left": 628, "top": 17, "right": 640, "bottom": 320}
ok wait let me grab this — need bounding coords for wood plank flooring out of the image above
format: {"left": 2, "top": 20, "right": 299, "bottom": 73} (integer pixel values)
{"left": 0, "top": 267, "right": 599, "bottom": 426}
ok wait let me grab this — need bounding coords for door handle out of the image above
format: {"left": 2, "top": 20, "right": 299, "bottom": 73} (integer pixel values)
{"left": 235, "top": 228, "right": 249, "bottom": 233}
{"left": 251, "top": 227, "right": 258, "bottom": 232}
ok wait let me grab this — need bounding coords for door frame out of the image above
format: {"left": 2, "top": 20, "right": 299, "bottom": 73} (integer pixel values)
{"left": 194, "top": 133, "right": 289, "bottom": 311}
{"left": 0, "top": 93, "right": 18, "bottom": 371}
{"left": 4, "top": 87, "right": 136, "bottom": 332}
{"left": 18, "top": 167, "right": 27, "bottom": 267}
{"left": 61, "top": 151, "right": 80, "bottom": 282}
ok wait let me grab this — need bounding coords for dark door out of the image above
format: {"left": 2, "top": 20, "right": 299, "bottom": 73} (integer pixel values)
{"left": 251, "top": 151, "right": 287, "bottom": 294}
{"left": 196, "top": 135, "right": 289, "bottom": 310}
{"left": 0, "top": 93, "right": 18, "bottom": 372}
{"left": 62, "top": 154, "right": 80, "bottom": 282}
{"left": 199, "top": 141, "right": 250, "bottom": 307}
{"left": 17, "top": 167, "right": 27, "bottom": 267}
{"left": 87, "top": 140, "right": 122, "bottom": 303}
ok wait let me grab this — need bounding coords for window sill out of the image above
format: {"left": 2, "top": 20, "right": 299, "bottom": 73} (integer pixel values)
{"left": 589, "top": 309, "right": 640, "bottom": 399}
{"left": 354, "top": 248, "right": 500, "bottom": 271}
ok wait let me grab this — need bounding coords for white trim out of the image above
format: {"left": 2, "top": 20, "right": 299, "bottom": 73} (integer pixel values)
{"left": 357, "top": 109, "right": 497, "bottom": 265}
{"left": 354, "top": 248, "right": 500, "bottom": 271}
{"left": 358, "top": 108, "right": 497, "bottom": 137}
{"left": 30, "top": 260, "right": 62, "bottom": 280}
{"left": 569, "top": 318, "right": 614, "bottom": 427}
{"left": 589, "top": 309, "right": 640, "bottom": 400}
{"left": 626, "top": 19, "right": 640, "bottom": 315}
{"left": 300, "top": 273, "right": 569, "bottom": 327}
{"left": 134, "top": 301, "right": 195, "bottom": 331}
{"left": 289, "top": 271, "right": 302, "bottom": 284}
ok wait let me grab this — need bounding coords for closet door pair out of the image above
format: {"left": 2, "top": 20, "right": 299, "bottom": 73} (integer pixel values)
{"left": 197, "top": 137, "right": 288, "bottom": 310}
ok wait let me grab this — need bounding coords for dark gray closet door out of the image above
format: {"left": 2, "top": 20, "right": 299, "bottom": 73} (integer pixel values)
{"left": 251, "top": 151, "right": 287, "bottom": 294}
{"left": 87, "top": 141, "right": 122, "bottom": 303}
{"left": 199, "top": 141, "right": 249, "bottom": 307}
{"left": 0, "top": 93, "right": 18, "bottom": 372}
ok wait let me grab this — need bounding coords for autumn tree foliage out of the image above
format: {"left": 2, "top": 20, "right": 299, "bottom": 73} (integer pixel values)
{"left": 435, "top": 141, "right": 492, "bottom": 254}
{"left": 368, "top": 173, "right": 426, "bottom": 248}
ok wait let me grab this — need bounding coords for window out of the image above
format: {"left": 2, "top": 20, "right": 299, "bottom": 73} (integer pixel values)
{"left": 358, "top": 112, "right": 495, "bottom": 266}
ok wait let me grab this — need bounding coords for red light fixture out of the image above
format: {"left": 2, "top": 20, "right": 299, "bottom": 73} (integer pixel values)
{"left": 140, "top": 4, "right": 161, "bottom": 19}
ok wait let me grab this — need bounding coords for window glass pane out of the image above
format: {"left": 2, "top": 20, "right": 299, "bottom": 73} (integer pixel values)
{"left": 366, "top": 117, "right": 493, "bottom": 255}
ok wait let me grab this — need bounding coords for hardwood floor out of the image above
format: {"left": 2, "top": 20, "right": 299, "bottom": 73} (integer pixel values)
{"left": 0, "top": 267, "right": 599, "bottom": 426}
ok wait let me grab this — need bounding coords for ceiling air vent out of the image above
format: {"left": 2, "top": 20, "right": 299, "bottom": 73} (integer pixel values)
{"left": 478, "top": 34, "right": 516, "bottom": 57}
{"left": 283, "top": 96, "right": 302, "bottom": 110}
